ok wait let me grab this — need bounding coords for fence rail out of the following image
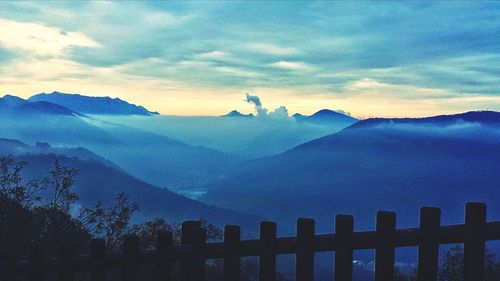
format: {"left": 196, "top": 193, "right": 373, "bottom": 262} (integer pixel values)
{"left": 1, "top": 202, "right": 498, "bottom": 281}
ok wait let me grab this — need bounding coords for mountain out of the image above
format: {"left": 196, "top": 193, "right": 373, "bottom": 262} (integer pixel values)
{"left": 82, "top": 118, "right": 241, "bottom": 192}
{"left": 0, "top": 94, "right": 77, "bottom": 116}
{"left": 0, "top": 140, "right": 257, "bottom": 228}
{"left": 201, "top": 111, "right": 500, "bottom": 232}
{"left": 349, "top": 110, "right": 500, "bottom": 129}
{"left": 0, "top": 101, "right": 240, "bottom": 192}
{"left": 292, "top": 113, "right": 305, "bottom": 120}
{"left": 296, "top": 109, "right": 358, "bottom": 124}
{"left": 29, "top": 91, "right": 159, "bottom": 115}
{"left": 221, "top": 110, "right": 254, "bottom": 118}
{"left": 0, "top": 138, "right": 119, "bottom": 170}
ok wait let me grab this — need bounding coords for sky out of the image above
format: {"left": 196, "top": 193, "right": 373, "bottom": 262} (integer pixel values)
{"left": 0, "top": 1, "right": 499, "bottom": 118}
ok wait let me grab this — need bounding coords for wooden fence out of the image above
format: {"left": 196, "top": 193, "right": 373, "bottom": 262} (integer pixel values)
{"left": 1, "top": 202, "right": 499, "bottom": 281}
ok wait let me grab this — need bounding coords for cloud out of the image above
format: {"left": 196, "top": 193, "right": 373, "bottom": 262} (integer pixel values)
{"left": 244, "top": 93, "right": 291, "bottom": 118}
{"left": 245, "top": 43, "right": 299, "bottom": 55}
{"left": 1, "top": 1, "right": 500, "bottom": 117}
{"left": 268, "top": 106, "right": 289, "bottom": 119}
{"left": 245, "top": 93, "right": 267, "bottom": 116}
{"left": 194, "top": 51, "right": 228, "bottom": 60}
{"left": 0, "top": 18, "right": 101, "bottom": 57}
{"left": 270, "top": 61, "right": 312, "bottom": 71}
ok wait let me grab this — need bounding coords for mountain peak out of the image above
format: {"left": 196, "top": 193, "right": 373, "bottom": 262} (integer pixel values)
{"left": 312, "top": 109, "right": 351, "bottom": 117}
{"left": 292, "top": 113, "right": 305, "bottom": 120}
{"left": 297, "top": 109, "right": 358, "bottom": 124}
{"left": 1, "top": 94, "right": 26, "bottom": 107}
{"left": 1, "top": 94, "right": 77, "bottom": 116}
{"left": 221, "top": 110, "right": 254, "bottom": 118}
{"left": 29, "top": 92, "right": 159, "bottom": 115}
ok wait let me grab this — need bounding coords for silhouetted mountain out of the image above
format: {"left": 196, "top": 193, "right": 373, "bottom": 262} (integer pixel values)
{"left": 298, "top": 109, "right": 358, "bottom": 124}
{"left": 0, "top": 138, "right": 118, "bottom": 170}
{"left": 0, "top": 108, "right": 240, "bottom": 192}
{"left": 83, "top": 119, "right": 241, "bottom": 191}
{"left": 29, "top": 91, "right": 158, "bottom": 115}
{"left": 349, "top": 110, "right": 500, "bottom": 129}
{"left": 292, "top": 113, "right": 305, "bottom": 120}
{"left": 0, "top": 94, "right": 77, "bottom": 116}
{"left": 202, "top": 111, "right": 500, "bottom": 233}
{"left": 0, "top": 140, "right": 257, "bottom": 227}
{"left": 220, "top": 110, "right": 254, "bottom": 118}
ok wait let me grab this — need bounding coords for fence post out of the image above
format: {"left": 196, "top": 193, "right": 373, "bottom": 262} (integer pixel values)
{"left": 191, "top": 226, "right": 206, "bottom": 281}
{"left": 463, "top": 202, "right": 486, "bottom": 281}
{"left": 296, "top": 218, "right": 314, "bottom": 281}
{"left": 90, "top": 239, "right": 106, "bottom": 281}
{"left": 28, "top": 244, "right": 44, "bottom": 281}
{"left": 156, "top": 231, "right": 173, "bottom": 281}
{"left": 417, "top": 207, "right": 441, "bottom": 281}
{"left": 180, "top": 221, "right": 203, "bottom": 281}
{"left": 58, "top": 243, "right": 74, "bottom": 281}
{"left": 335, "top": 215, "right": 353, "bottom": 281}
{"left": 259, "top": 221, "right": 277, "bottom": 281}
{"left": 123, "top": 235, "right": 140, "bottom": 281}
{"left": 224, "top": 225, "right": 240, "bottom": 281}
{"left": 375, "top": 211, "right": 396, "bottom": 281}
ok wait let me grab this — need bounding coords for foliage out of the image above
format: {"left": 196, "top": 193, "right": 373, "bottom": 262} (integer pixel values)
{"left": 394, "top": 246, "right": 500, "bottom": 281}
{"left": 79, "top": 193, "right": 139, "bottom": 249}
{"left": 437, "top": 246, "right": 500, "bottom": 281}
{"left": 0, "top": 156, "right": 293, "bottom": 280}
{"left": 0, "top": 157, "right": 88, "bottom": 255}
{"left": 0, "top": 157, "right": 42, "bottom": 207}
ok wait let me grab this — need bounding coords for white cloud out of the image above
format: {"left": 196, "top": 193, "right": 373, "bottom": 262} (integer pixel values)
{"left": 194, "top": 50, "right": 228, "bottom": 60}
{"left": 215, "top": 66, "right": 263, "bottom": 78}
{"left": 245, "top": 43, "right": 299, "bottom": 55}
{"left": 270, "top": 60, "right": 312, "bottom": 71}
{"left": 345, "top": 78, "right": 386, "bottom": 90}
{"left": 0, "top": 18, "right": 101, "bottom": 57}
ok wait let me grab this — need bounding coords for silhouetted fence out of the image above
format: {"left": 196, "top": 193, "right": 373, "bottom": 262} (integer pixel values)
{"left": 1, "top": 202, "right": 499, "bottom": 281}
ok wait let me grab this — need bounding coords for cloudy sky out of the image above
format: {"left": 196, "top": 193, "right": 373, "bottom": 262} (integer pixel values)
{"left": 0, "top": 1, "right": 499, "bottom": 117}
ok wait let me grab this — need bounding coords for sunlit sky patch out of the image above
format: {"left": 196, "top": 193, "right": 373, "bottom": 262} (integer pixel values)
{"left": 0, "top": 1, "right": 499, "bottom": 117}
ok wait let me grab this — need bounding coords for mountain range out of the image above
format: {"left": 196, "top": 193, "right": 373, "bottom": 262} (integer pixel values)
{"left": 4, "top": 90, "right": 500, "bottom": 238}
{"left": 28, "top": 91, "right": 159, "bottom": 115}
{"left": 0, "top": 138, "right": 257, "bottom": 228}
{"left": 0, "top": 93, "right": 240, "bottom": 192}
{"left": 202, "top": 111, "right": 500, "bottom": 232}
{"left": 0, "top": 94, "right": 78, "bottom": 116}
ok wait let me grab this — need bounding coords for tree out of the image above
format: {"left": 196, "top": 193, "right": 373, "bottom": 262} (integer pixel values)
{"left": 0, "top": 156, "right": 88, "bottom": 255}
{"left": 79, "top": 193, "right": 139, "bottom": 249}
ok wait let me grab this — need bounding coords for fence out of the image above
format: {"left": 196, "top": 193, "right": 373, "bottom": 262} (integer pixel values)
{"left": 1, "top": 202, "right": 499, "bottom": 281}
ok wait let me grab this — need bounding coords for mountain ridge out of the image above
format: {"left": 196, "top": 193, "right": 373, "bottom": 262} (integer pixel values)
{"left": 201, "top": 110, "right": 500, "bottom": 232}
{"left": 29, "top": 91, "right": 159, "bottom": 115}
{"left": 0, "top": 138, "right": 258, "bottom": 228}
{"left": 294, "top": 109, "right": 358, "bottom": 125}
{"left": 0, "top": 94, "right": 78, "bottom": 116}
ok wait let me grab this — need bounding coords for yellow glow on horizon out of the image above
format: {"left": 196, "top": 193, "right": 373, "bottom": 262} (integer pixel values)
{"left": 3, "top": 79, "right": 500, "bottom": 119}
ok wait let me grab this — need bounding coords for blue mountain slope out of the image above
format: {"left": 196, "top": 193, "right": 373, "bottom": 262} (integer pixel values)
{"left": 0, "top": 94, "right": 77, "bottom": 116}
{"left": 202, "top": 111, "right": 500, "bottom": 232}
{"left": 0, "top": 97, "right": 240, "bottom": 192}
{"left": 0, "top": 138, "right": 119, "bottom": 170}
{"left": 295, "top": 109, "right": 358, "bottom": 125}
{"left": 29, "top": 91, "right": 159, "bottom": 115}
{"left": 220, "top": 110, "right": 254, "bottom": 118}
{"left": 0, "top": 140, "right": 257, "bottom": 228}
{"left": 349, "top": 110, "right": 500, "bottom": 128}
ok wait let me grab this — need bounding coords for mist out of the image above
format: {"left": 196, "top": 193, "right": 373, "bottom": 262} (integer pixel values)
{"left": 89, "top": 114, "right": 346, "bottom": 158}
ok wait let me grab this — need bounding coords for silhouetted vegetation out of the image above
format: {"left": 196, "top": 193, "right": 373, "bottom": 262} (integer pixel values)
{"left": 0, "top": 156, "right": 286, "bottom": 280}
{"left": 393, "top": 246, "right": 500, "bottom": 281}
